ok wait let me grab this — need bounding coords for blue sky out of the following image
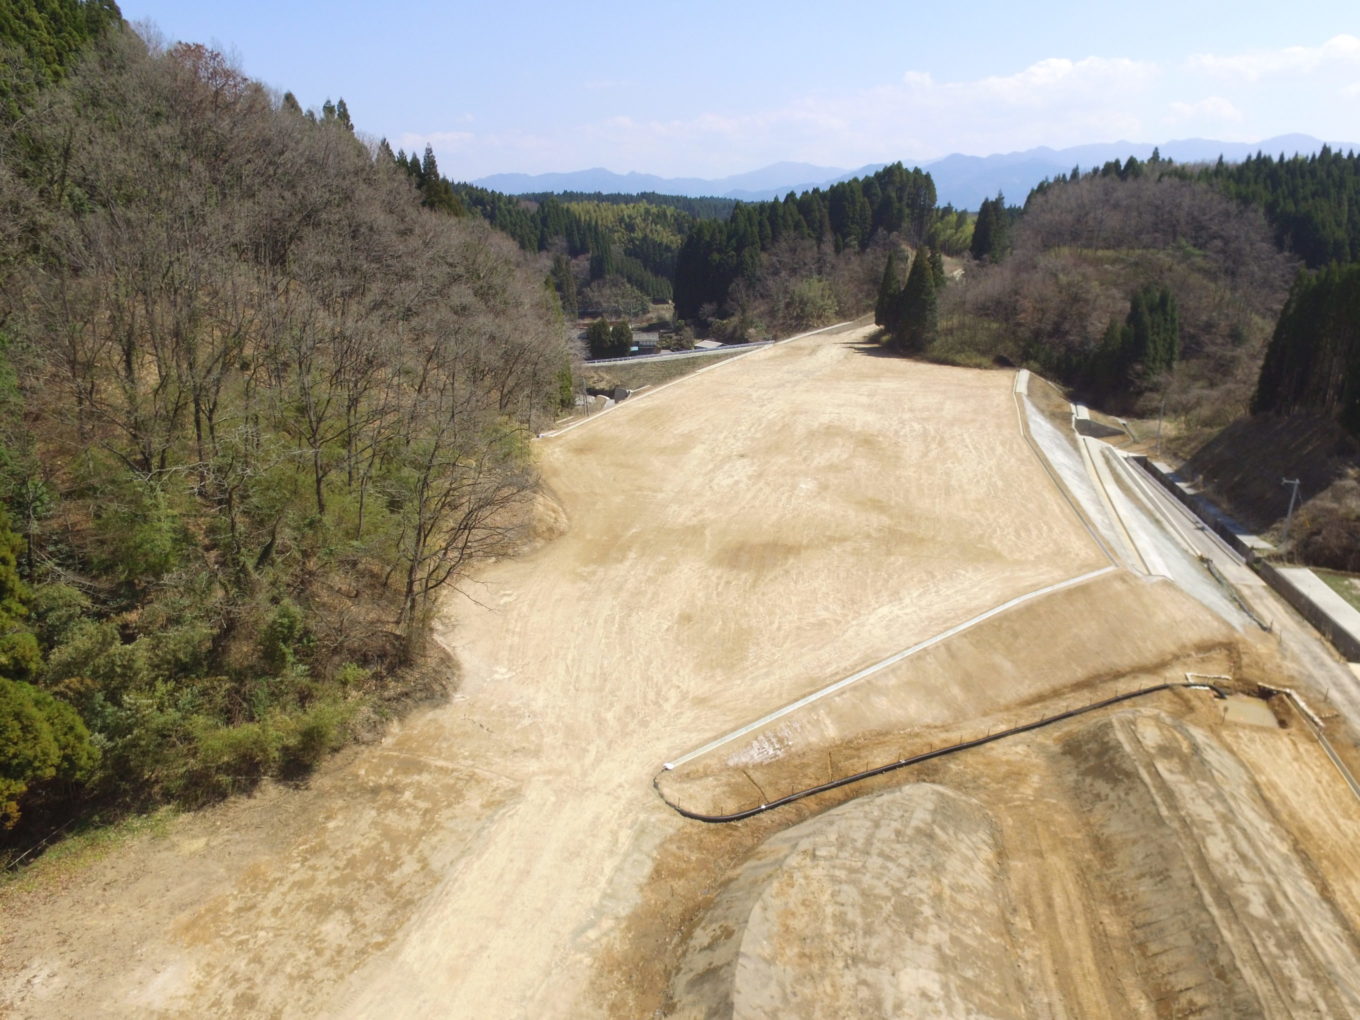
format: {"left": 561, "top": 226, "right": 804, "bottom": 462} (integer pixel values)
{"left": 121, "top": 1, "right": 1360, "bottom": 180}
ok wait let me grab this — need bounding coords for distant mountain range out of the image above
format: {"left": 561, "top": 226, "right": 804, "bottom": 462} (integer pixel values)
{"left": 472, "top": 135, "right": 1360, "bottom": 210}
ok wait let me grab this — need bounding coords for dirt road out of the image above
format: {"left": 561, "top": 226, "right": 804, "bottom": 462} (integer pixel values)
{"left": 3, "top": 322, "right": 1355, "bottom": 1017}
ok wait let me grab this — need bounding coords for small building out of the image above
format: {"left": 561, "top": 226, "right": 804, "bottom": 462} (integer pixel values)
{"left": 630, "top": 332, "right": 661, "bottom": 355}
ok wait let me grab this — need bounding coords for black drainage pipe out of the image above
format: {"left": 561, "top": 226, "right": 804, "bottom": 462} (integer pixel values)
{"left": 655, "top": 682, "right": 1230, "bottom": 823}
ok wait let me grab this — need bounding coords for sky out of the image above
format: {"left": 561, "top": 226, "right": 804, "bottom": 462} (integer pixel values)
{"left": 119, "top": 0, "right": 1360, "bottom": 182}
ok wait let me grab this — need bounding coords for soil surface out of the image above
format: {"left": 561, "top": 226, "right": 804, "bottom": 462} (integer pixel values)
{"left": 671, "top": 697, "right": 1360, "bottom": 1018}
{"left": 2, "top": 323, "right": 1357, "bottom": 1018}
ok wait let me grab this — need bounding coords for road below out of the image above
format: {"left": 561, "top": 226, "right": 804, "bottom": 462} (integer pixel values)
{"left": 1105, "top": 447, "right": 1360, "bottom": 723}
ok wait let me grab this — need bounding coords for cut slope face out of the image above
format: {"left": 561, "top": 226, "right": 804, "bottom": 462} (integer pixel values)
{"left": 673, "top": 707, "right": 1360, "bottom": 1018}
{"left": 1064, "top": 711, "right": 1360, "bottom": 1016}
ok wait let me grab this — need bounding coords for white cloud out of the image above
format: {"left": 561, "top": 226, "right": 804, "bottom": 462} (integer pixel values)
{"left": 969, "top": 56, "right": 1157, "bottom": 104}
{"left": 419, "top": 38, "right": 1359, "bottom": 179}
{"left": 1189, "top": 33, "right": 1360, "bottom": 80}
{"left": 1167, "top": 96, "right": 1245, "bottom": 123}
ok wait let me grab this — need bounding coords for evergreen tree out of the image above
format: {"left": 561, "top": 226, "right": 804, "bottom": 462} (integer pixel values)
{"left": 1125, "top": 284, "right": 1179, "bottom": 381}
{"left": 970, "top": 197, "right": 997, "bottom": 261}
{"left": 549, "top": 254, "right": 578, "bottom": 319}
{"left": 928, "top": 249, "right": 946, "bottom": 289}
{"left": 1088, "top": 318, "right": 1132, "bottom": 397}
{"left": 586, "top": 318, "right": 613, "bottom": 359}
{"left": 610, "top": 321, "right": 633, "bottom": 357}
{"left": 875, "top": 250, "right": 900, "bottom": 328}
{"left": 1253, "top": 263, "right": 1360, "bottom": 434}
{"left": 0, "top": 507, "right": 39, "bottom": 682}
{"left": 1085, "top": 285, "right": 1180, "bottom": 399}
{"left": 891, "top": 248, "right": 938, "bottom": 354}
{"left": 1, "top": 676, "right": 98, "bottom": 829}
{"left": 968, "top": 193, "right": 1011, "bottom": 263}
{"left": 970, "top": 193, "right": 1011, "bottom": 262}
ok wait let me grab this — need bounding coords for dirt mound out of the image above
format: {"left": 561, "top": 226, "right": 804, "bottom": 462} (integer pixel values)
{"left": 670, "top": 706, "right": 1360, "bottom": 1018}
{"left": 659, "top": 569, "right": 1249, "bottom": 818}
{"left": 670, "top": 784, "right": 1023, "bottom": 1018}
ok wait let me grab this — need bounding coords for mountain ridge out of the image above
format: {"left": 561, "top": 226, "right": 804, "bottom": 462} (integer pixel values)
{"left": 470, "top": 135, "right": 1360, "bottom": 209}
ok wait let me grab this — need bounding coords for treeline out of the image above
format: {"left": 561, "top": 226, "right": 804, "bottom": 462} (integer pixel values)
{"left": 1028, "top": 147, "right": 1360, "bottom": 273}
{"left": 674, "top": 162, "right": 938, "bottom": 323}
{"left": 0, "top": 25, "right": 570, "bottom": 842}
{"left": 516, "top": 190, "right": 735, "bottom": 221}
{"left": 1194, "top": 147, "right": 1360, "bottom": 269}
{"left": 438, "top": 162, "right": 953, "bottom": 340}
{"left": 439, "top": 180, "right": 677, "bottom": 304}
{"left": 936, "top": 143, "right": 1360, "bottom": 434}
{"left": 1202, "top": 148, "right": 1360, "bottom": 437}
{"left": 1254, "top": 263, "right": 1360, "bottom": 434}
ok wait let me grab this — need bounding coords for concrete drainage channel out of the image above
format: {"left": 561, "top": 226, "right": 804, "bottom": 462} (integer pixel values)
{"left": 1264, "top": 683, "right": 1360, "bottom": 801}
{"left": 655, "top": 680, "right": 1233, "bottom": 823}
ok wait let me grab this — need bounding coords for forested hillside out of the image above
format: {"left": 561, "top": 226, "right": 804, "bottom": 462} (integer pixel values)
{"left": 939, "top": 150, "right": 1360, "bottom": 567}
{"left": 1254, "top": 262, "right": 1360, "bottom": 433}
{"left": 938, "top": 171, "right": 1293, "bottom": 417}
{"left": 939, "top": 150, "right": 1360, "bottom": 427}
{"left": 1194, "top": 147, "right": 1360, "bottom": 269}
{"left": 673, "top": 163, "right": 942, "bottom": 336}
{"left": 0, "top": 15, "right": 570, "bottom": 847}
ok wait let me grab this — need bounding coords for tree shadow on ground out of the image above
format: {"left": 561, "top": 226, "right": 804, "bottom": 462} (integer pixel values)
{"left": 843, "top": 337, "right": 899, "bottom": 358}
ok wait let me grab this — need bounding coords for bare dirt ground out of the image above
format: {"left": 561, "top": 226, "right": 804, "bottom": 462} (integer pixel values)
{"left": 2, "top": 322, "right": 1357, "bottom": 1018}
{"left": 671, "top": 694, "right": 1360, "bottom": 1017}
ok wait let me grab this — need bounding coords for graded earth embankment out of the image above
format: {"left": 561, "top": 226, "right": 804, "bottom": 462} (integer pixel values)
{"left": 656, "top": 569, "right": 1247, "bottom": 817}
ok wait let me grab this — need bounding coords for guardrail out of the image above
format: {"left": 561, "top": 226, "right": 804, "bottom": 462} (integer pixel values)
{"left": 583, "top": 340, "right": 773, "bottom": 367}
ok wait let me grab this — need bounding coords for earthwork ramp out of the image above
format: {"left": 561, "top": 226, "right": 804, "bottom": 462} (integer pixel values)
{"left": 656, "top": 568, "right": 1246, "bottom": 819}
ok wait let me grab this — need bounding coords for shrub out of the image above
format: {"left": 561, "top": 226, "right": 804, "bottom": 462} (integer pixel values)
{"left": 278, "top": 699, "right": 355, "bottom": 777}
{"left": 0, "top": 678, "right": 99, "bottom": 828}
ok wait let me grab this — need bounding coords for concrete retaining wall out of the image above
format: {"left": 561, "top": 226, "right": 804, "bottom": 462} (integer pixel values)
{"left": 1129, "top": 456, "right": 1274, "bottom": 562}
{"left": 1130, "top": 455, "right": 1360, "bottom": 662}
{"left": 1255, "top": 562, "right": 1360, "bottom": 661}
